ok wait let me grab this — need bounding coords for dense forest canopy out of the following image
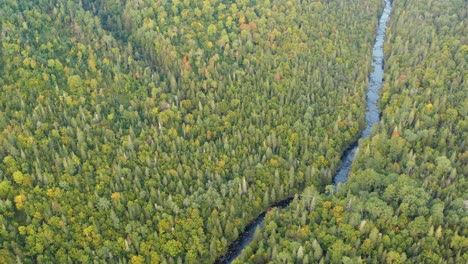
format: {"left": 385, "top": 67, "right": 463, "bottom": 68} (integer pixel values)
{"left": 236, "top": 0, "right": 467, "bottom": 263}
{"left": 0, "top": 0, "right": 381, "bottom": 262}
{"left": 0, "top": 0, "right": 465, "bottom": 263}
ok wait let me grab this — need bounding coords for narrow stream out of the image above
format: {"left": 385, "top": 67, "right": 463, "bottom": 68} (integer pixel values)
{"left": 334, "top": 0, "right": 392, "bottom": 185}
{"left": 215, "top": 1, "right": 392, "bottom": 263}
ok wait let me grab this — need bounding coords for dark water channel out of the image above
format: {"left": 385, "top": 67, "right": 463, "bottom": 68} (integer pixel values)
{"left": 215, "top": 1, "right": 392, "bottom": 263}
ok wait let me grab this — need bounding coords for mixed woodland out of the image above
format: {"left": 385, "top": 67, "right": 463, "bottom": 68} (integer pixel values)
{"left": 0, "top": 0, "right": 465, "bottom": 263}
{"left": 236, "top": 0, "right": 467, "bottom": 263}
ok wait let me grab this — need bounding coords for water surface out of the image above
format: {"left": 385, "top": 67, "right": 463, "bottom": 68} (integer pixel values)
{"left": 216, "top": 1, "right": 393, "bottom": 262}
{"left": 334, "top": 0, "right": 392, "bottom": 185}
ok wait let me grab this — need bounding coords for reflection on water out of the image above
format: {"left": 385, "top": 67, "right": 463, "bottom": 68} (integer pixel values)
{"left": 334, "top": 0, "right": 392, "bottom": 185}
{"left": 216, "top": 1, "right": 393, "bottom": 263}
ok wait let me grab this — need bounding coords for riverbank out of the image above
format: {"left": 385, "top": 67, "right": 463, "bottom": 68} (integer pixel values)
{"left": 216, "top": 0, "right": 393, "bottom": 262}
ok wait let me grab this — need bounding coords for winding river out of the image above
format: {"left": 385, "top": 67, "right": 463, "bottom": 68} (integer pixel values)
{"left": 215, "top": 0, "right": 392, "bottom": 263}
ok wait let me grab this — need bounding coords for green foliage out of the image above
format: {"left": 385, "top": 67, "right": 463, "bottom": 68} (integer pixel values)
{"left": 238, "top": 0, "right": 467, "bottom": 263}
{"left": 0, "top": 0, "right": 382, "bottom": 262}
{"left": 2, "top": 0, "right": 465, "bottom": 262}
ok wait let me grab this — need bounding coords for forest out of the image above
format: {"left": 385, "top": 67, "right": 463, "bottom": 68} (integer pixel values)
{"left": 0, "top": 0, "right": 466, "bottom": 263}
{"left": 235, "top": 0, "right": 467, "bottom": 263}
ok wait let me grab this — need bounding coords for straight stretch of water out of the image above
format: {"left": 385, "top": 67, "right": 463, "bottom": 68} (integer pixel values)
{"left": 215, "top": 1, "right": 392, "bottom": 263}
{"left": 334, "top": 0, "right": 392, "bottom": 185}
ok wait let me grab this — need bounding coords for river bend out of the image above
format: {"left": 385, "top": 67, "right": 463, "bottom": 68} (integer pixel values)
{"left": 215, "top": 1, "right": 393, "bottom": 262}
